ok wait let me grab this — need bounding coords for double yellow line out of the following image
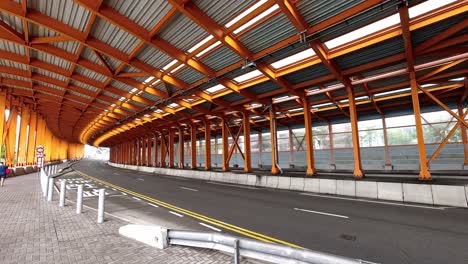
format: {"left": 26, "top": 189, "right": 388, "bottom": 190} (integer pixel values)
{"left": 75, "top": 170, "right": 303, "bottom": 249}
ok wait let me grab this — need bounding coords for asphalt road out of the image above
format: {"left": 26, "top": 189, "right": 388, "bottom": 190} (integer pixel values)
{"left": 72, "top": 159, "right": 468, "bottom": 264}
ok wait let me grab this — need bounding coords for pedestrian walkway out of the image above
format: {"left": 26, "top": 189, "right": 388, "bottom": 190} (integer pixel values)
{"left": 0, "top": 173, "right": 250, "bottom": 264}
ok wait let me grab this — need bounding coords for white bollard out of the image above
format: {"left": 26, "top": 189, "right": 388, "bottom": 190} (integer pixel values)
{"left": 76, "top": 184, "right": 83, "bottom": 214}
{"left": 59, "top": 180, "right": 66, "bottom": 207}
{"left": 47, "top": 177, "right": 54, "bottom": 202}
{"left": 97, "top": 189, "right": 105, "bottom": 223}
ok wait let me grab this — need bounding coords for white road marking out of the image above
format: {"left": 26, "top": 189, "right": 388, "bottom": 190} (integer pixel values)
{"left": 132, "top": 197, "right": 141, "bottom": 201}
{"left": 169, "top": 211, "right": 184, "bottom": 217}
{"left": 147, "top": 203, "right": 159, "bottom": 208}
{"left": 121, "top": 192, "right": 128, "bottom": 195}
{"left": 199, "top": 223, "right": 221, "bottom": 232}
{"left": 300, "top": 192, "right": 447, "bottom": 210}
{"left": 137, "top": 178, "right": 144, "bottom": 181}
{"left": 294, "top": 208, "right": 349, "bottom": 219}
{"left": 180, "top": 187, "right": 198, "bottom": 192}
{"left": 207, "top": 181, "right": 259, "bottom": 190}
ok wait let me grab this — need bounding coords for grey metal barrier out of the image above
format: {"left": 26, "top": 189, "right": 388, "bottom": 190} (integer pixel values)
{"left": 168, "top": 230, "right": 377, "bottom": 264}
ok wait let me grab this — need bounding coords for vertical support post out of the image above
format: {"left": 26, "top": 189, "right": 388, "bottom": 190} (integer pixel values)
{"left": 269, "top": 106, "right": 280, "bottom": 175}
{"left": 5, "top": 107, "right": 18, "bottom": 166}
{"left": 234, "top": 239, "right": 240, "bottom": 264}
{"left": 97, "top": 188, "right": 105, "bottom": 223}
{"left": 459, "top": 104, "right": 468, "bottom": 166}
{"left": 147, "top": 136, "right": 152, "bottom": 166}
{"left": 59, "top": 180, "right": 66, "bottom": 207}
{"left": 302, "top": 96, "right": 316, "bottom": 176}
{"left": 410, "top": 74, "right": 431, "bottom": 180}
{"left": 161, "top": 132, "right": 166, "bottom": 168}
{"left": 346, "top": 86, "right": 364, "bottom": 178}
{"left": 258, "top": 131, "right": 262, "bottom": 168}
{"left": 190, "top": 124, "right": 197, "bottom": 169}
{"left": 47, "top": 177, "right": 54, "bottom": 202}
{"left": 169, "top": 128, "right": 175, "bottom": 168}
{"left": 77, "top": 184, "right": 83, "bottom": 214}
{"left": 17, "top": 106, "right": 30, "bottom": 166}
{"left": 153, "top": 134, "right": 158, "bottom": 167}
{"left": 243, "top": 111, "right": 252, "bottom": 172}
{"left": 178, "top": 127, "right": 184, "bottom": 169}
{"left": 0, "top": 91, "right": 6, "bottom": 150}
{"left": 141, "top": 137, "right": 147, "bottom": 166}
{"left": 205, "top": 120, "right": 211, "bottom": 171}
{"left": 221, "top": 119, "right": 229, "bottom": 171}
{"left": 288, "top": 128, "right": 294, "bottom": 168}
{"left": 382, "top": 114, "right": 392, "bottom": 168}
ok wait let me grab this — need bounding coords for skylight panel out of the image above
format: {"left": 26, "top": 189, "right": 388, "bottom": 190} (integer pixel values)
{"left": 163, "top": 59, "right": 178, "bottom": 71}
{"left": 129, "top": 88, "right": 138, "bottom": 94}
{"left": 111, "top": 103, "right": 116, "bottom": 107}
{"left": 311, "top": 102, "right": 333, "bottom": 108}
{"left": 273, "top": 95, "right": 298, "bottom": 103}
{"left": 288, "top": 107, "right": 303, "bottom": 113}
{"left": 233, "top": 4, "right": 279, "bottom": 34}
{"left": 143, "top": 76, "right": 154, "bottom": 84}
{"left": 271, "top": 49, "right": 316, "bottom": 69}
{"left": 374, "top": 88, "right": 411, "bottom": 97}
{"left": 170, "top": 64, "right": 185, "bottom": 73}
{"left": 206, "top": 84, "right": 225, "bottom": 94}
{"left": 154, "top": 109, "right": 164, "bottom": 114}
{"left": 144, "top": 114, "right": 151, "bottom": 118}
{"left": 325, "top": 14, "right": 400, "bottom": 49}
{"left": 168, "top": 103, "right": 179, "bottom": 108}
{"left": 196, "top": 41, "right": 222, "bottom": 57}
{"left": 119, "top": 96, "right": 126, "bottom": 101}
{"left": 225, "top": 0, "right": 268, "bottom": 28}
{"left": 449, "top": 77, "right": 465, "bottom": 82}
{"left": 188, "top": 35, "right": 214, "bottom": 53}
{"left": 420, "top": 83, "right": 436, "bottom": 88}
{"left": 409, "top": 0, "right": 456, "bottom": 18}
{"left": 233, "top": 70, "right": 263, "bottom": 83}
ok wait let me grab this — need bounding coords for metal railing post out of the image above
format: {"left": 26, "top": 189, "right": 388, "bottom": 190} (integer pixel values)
{"left": 76, "top": 184, "right": 83, "bottom": 214}
{"left": 59, "top": 180, "right": 66, "bottom": 207}
{"left": 97, "top": 188, "right": 105, "bottom": 223}
{"left": 47, "top": 177, "right": 54, "bottom": 202}
{"left": 234, "top": 239, "right": 240, "bottom": 264}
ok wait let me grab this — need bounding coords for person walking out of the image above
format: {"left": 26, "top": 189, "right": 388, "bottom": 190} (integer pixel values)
{"left": 0, "top": 162, "right": 8, "bottom": 187}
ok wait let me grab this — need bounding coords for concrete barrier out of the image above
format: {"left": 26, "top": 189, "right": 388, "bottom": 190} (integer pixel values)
{"left": 319, "top": 179, "right": 336, "bottom": 195}
{"left": 25, "top": 166, "right": 35, "bottom": 174}
{"left": 119, "top": 224, "right": 168, "bottom": 249}
{"left": 403, "top": 184, "right": 433, "bottom": 205}
{"left": 238, "top": 174, "right": 248, "bottom": 185}
{"left": 277, "top": 177, "right": 291, "bottom": 190}
{"left": 13, "top": 167, "right": 26, "bottom": 176}
{"left": 256, "top": 176, "right": 268, "bottom": 188}
{"left": 336, "top": 180, "right": 356, "bottom": 197}
{"left": 289, "top": 178, "right": 305, "bottom": 191}
{"left": 246, "top": 174, "right": 257, "bottom": 186}
{"left": 303, "top": 178, "right": 319, "bottom": 193}
{"left": 356, "top": 181, "right": 377, "bottom": 199}
{"left": 431, "top": 185, "right": 467, "bottom": 207}
{"left": 266, "top": 176, "right": 279, "bottom": 189}
{"left": 377, "top": 182, "right": 403, "bottom": 202}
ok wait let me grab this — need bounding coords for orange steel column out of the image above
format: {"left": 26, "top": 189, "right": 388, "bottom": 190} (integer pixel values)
{"left": 205, "top": 120, "right": 211, "bottom": 171}
{"left": 168, "top": 129, "right": 175, "bottom": 168}
{"left": 382, "top": 114, "right": 392, "bottom": 167}
{"left": 302, "top": 96, "right": 317, "bottom": 176}
{"left": 269, "top": 106, "right": 280, "bottom": 175}
{"left": 160, "top": 132, "right": 166, "bottom": 167}
{"left": 153, "top": 134, "right": 158, "bottom": 167}
{"left": 142, "top": 136, "right": 147, "bottom": 166}
{"left": 26, "top": 110, "right": 37, "bottom": 165}
{"left": 147, "top": 136, "right": 152, "bottom": 166}
{"left": 190, "top": 123, "right": 197, "bottom": 169}
{"left": 178, "top": 127, "right": 184, "bottom": 169}
{"left": 221, "top": 119, "right": 229, "bottom": 171}
{"left": 410, "top": 74, "right": 431, "bottom": 180}
{"left": 243, "top": 111, "right": 252, "bottom": 173}
{"left": 459, "top": 104, "right": 468, "bottom": 165}
{"left": 328, "top": 122, "right": 335, "bottom": 169}
{"left": 346, "top": 86, "right": 364, "bottom": 178}
{"left": 0, "top": 91, "right": 6, "bottom": 156}
{"left": 5, "top": 107, "right": 18, "bottom": 166}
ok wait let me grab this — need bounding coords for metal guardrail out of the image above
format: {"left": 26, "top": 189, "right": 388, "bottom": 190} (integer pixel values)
{"left": 168, "top": 230, "right": 377, "bottom": 264}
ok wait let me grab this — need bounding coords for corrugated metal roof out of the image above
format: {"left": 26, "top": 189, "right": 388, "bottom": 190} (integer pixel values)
{"left": 0, "top": 40, "right": 26, "bottom": 55}
{"left": 297, "top": 0, "right": 364, "bottom": 28}
{"left": 75, "top": 67, "right": 108, "bottom": 83}
{"left": 221, "top": 92, "right": 245, "bottom": 103}
{"left": 367, "top": 74, "right": 409, "bottom": 90}
{"left": 200, "top": 45, "right": 241, "bottom": 71}
{"left": 51, "top": 41, "right": 80, "bottom": 54}
{"left": 283, "top": 64, "right": 330, "bottom": 85}
{"left": 158, "top": 12, "right": 209, "bottom": 52}
{"left": 140, "top": 91, "right": 160, "bottom": 102}
{"left": 174, "top": 67, "right": 205, "bottom": 84}
{"left": 238, "top": 13, "right": 296, "bottom": 54}
{"left": 0, "top": 12, "right": 23, "bottom": 34}
{"left": 90, "top": 17, "right": 140, "bottom": 54}
{"left": 79, "top": 47, "right": 100, "bottom": 64}
{"left": 105, "top": 0, "right": 172, "bottom": 31}
{"left": 101, "top": 54, "right": 121, "bottom": 71}
{"left": 102, "top": 91, "right": 120, "bottom": 100}
{"left": 71, "top": 79, "right": 99, "bottom": 93}
{"left": 68, "top": 90, "right": 92, "bottom": 100}
{"left": 135, "top": 44, "right": 173, "bottom": 69}
{"left": 32, "top": 50, "right": 72, "bottom": 70}
{"left": 0, "top": 59, "right": 28, "bottom": 71}
{"left": 1, "top": 73, "right": 30, "bottom": 82}
{"left": 29, "top": 0, "right": 91, "bottom": 32}
{"left": 110, "top": 80, "right": 133, "bottom": 92}
{"left": 335, "top": 37, "right": 404, "bottom": 70}
{"left": 246, "top": 81, "right": 280, "bottom": 95}
{"left": 412, "top": 13, "right": 465, "bottom": 46}
{"left": 193, "top": 0, "right": 255, "bottom": 26}
{"left": 34, "top": 68, "right": 68, "bottom": 82}
{"left": 35, "top": 81, "right": 65, "bottom": 92}
{"left": 29, "top": 23, "right": 58, "bottom": 38}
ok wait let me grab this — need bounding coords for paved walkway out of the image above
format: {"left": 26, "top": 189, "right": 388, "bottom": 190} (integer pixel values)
{"left": 0, "top": 173, "right": 249, "bottom": 264}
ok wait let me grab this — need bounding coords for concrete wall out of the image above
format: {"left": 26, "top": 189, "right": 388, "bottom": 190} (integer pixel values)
{"left": 108, "top": 162, "right": 468, "bottom": 208}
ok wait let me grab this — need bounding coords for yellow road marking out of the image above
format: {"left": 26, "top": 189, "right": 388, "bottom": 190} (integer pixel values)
{"left": 75, "top": 170, "right": 303, "bottom": 249}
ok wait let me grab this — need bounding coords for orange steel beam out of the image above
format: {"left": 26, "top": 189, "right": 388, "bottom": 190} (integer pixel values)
{"left": 226, "top": 123, "right": 244, "bottom": 165}
{"left": 0, "top": 91, "right": 6, "bottom": 152}
{"left": 381, "top": 114, "right": 391, "bottom": 167}
{"left": 459, "top": 104, "right": 468, "bottom": 165}
{"left": 400, "top": 3, "right": 431, "bottom": 180}
{"left": 168, "top": 129, "right": 175, "bottom": 168}
{"left": 243, "top": 111, "right": 252, "bottom": 173}
{"left": 190, "top": 123, "right": 197, "bottom": 169}
{"left": 205, "top": 120, "right": 212, "bottom": 171}
{"left": 301, "top": 94, "right": 316, "bottom": 176}
{"left": 17, "top": 104, "right": 30, "bottom": 166}
{"left": 415, "top": 17, "right": 468, "bottom": 54}
{"left": 178, "top": 127, "right": 184, "bottom": 169}
{"left": 419, "top": 59, "right": 467, "bottom": 81}
{"left": 5, "top": 106, "right": 18, "bottom": 166}
{"left": 221, "top": 118, "right": 229, "bottom": 172}
{"left": 147, "top": 135, "right": 153, "bottom": 167}
{"left": 26, "top": 109, "right": 37, "bottom": 165}
{"left": 269, "top": 106, "right": 281, "bottom": 175}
